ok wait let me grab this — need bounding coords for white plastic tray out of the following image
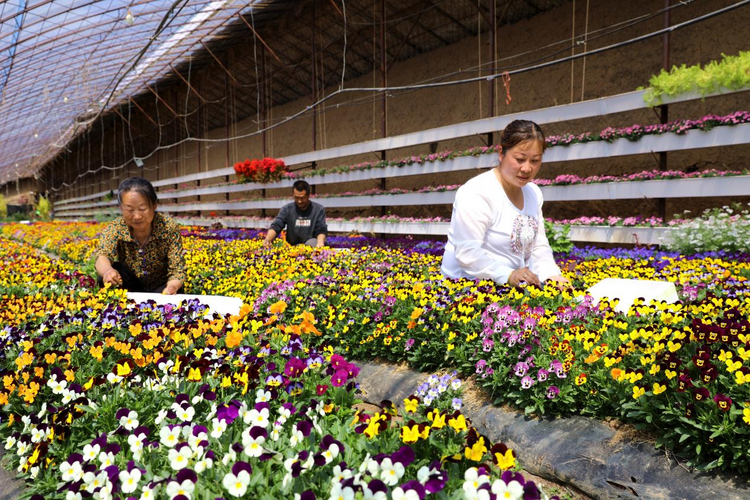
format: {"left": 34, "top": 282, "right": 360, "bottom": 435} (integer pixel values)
{"left": 585, "top": 278, "right": 679, "bottom": 314}
{"left": 126, "top": 292, "right": 243, "bottom": 317}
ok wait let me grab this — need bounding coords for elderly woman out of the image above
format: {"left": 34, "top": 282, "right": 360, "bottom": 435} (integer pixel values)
{"left": 441, "top": 120, "right": 570, "bottom": 289}
{"left": 95, "top": 177, "right": 186, "bottom": 294}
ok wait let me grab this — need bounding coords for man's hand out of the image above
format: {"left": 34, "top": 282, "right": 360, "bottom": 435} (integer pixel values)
{"left": 508, "top": 267, "right": 541, "bottom": 287}
{"left": 102, "top": 268, "right": 122, "bottom": 286}
{"left": 162, "top": 280, "right": 182, "bottom": 295}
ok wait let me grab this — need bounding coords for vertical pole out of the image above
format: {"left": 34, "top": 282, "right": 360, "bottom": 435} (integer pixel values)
{"left": 259, "top": 47, "right": 267, "bottom": 216}
{"left": 225, "top": 50, "right": 231, "bottom": 217}
{"left": 658, "top": 0, "right": 670, "bottom": 222}
{"left": 379, "top": 0, "right": 387, "bottom": 219}
{"left": 487, "top": 0, "right": 496, "bottom": 146}
{"left": 261, "top": 47, "right": 267, "bottom": 158}
{"left": 310, "top": 0, "right": 318, "bottom": 196}
{"left": 196, "top": 79, "right": 202, "bottom": 218}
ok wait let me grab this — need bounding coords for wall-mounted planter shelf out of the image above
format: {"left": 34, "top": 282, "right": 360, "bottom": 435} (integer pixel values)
{"left": 55, "top": 86, "right": 748, "bottom": 207}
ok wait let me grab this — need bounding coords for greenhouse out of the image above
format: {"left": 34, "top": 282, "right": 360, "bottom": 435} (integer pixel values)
{"left": 1, "top": 0, "right": 749, "bottom": 499}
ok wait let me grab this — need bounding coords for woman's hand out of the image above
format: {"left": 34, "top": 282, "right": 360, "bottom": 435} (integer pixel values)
{"left": 102, "top": 268, "right": 122, "bottom": 286}
{"left": 508, "top": 267, "right": 541, "bottom": 287}
{"left": 547, "top": 275, "right": 573, "bottom": 291}
{"left": 162, "top": 280, "right": 183, "bottom": 295}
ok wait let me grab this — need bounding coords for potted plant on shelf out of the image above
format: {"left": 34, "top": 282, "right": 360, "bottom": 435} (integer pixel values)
{"left": 234, "top": 157, "right": 287, "bottom": 183}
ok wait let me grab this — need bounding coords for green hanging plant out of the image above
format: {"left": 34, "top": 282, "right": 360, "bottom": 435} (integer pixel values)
{"left": 642, "top": 51, "right": 750, "bottom": 106}
{"left": 0, "top": 194, "right": 7, "bottom": 219}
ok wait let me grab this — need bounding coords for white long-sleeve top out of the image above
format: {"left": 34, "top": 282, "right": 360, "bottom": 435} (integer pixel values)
{"left": 441, "top": 169, "right": 562, "bottom": 284}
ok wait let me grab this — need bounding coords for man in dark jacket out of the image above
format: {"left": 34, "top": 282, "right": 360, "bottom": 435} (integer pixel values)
{"left": 264, "top": 180, "right": 328, "bottom": 247}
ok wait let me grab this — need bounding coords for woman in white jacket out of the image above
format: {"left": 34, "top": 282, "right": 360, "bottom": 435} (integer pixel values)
{"left": 441, "top": 120, "right": 571, "bottom": 289}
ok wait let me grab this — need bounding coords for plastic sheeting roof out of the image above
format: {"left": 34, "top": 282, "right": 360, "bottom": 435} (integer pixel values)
{"left": 0, "top": 0, "right": 268, "bottom": 184}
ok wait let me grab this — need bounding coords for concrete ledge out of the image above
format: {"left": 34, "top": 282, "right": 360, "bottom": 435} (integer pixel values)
{"left": 357, "top": 362, "right": 750, "bottom": 500}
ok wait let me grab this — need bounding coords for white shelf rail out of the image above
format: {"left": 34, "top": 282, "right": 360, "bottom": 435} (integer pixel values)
{"left": 55, "top": 122, "right": 750, "bottom": 213}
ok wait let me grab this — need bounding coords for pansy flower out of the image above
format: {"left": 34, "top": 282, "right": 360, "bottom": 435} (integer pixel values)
{"left": 714, "top": 393, "right": 732, "bottom": 412}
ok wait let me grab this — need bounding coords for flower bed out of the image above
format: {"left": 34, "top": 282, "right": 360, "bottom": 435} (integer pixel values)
{"left": 0, "top": 239, "right": 556, "bottom": 500}
{"left": 3, "top": 223, "right": 750, "bottom": 476}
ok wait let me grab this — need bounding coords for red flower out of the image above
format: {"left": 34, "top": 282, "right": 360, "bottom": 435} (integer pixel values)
{"left": 316, "top": 384, "right": 328, "bottom": 396}
{"left": 234, "top": 157, "right": 287, "bottom": 183}
{"left": 713, "top": 393, "right": 732, "bottom": 412}
{"left": 693, "top": 387, "right": 710, "bottom": 402}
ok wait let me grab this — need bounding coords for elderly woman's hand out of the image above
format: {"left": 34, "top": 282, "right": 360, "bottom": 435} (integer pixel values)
{"left": 508, "top": 267, "right": 541, "bottom": 287}
{"left": 162, "top": 280, "right": 183, "bottom": 295}
{"left": 547, "top": 275, "right": 573, "bottom": 291}
{"left": 102, "top": 268, "right": 122, "bottom": 286}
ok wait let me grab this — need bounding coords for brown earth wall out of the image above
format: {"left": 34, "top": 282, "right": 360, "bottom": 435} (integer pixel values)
{"left": 57, "top": 0, "right": 750, "bottom": 223}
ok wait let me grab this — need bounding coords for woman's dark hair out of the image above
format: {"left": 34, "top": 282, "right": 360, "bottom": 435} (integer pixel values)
{"left": 499, "top": 120, "right": 547, "bottom": 152}
{"left": 293, "top": 180, "right": 311, "bottom": 195}
{"left": 117, "top": 177, "right": 158, "bottom": 207}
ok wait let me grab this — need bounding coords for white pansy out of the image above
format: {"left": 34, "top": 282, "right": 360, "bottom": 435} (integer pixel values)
{"left": 128, "top": 433, "right": 146, "bottom": 460}
{"left": 165, "top": 479, "right": 194, "bottom": 500}
{"left": 139, "top": 484, "right": 158, "bottom": 500}
{"left": 417, "top": 465, "right": 431, "bottom": 483}
{"left": 270, "top": 422, "right": 282, "bottom": 442}
{"left": 392, "top": 487, "right": 420, "bottom": 500}
{"left": 491, "top": 479, "right": 524, "bottom": 500}
{"left": 331, "top": 465, "right": 352, "bottom": 485}
{"left": 255, "top": 389, "right": 271, "bottom": 403}
{"left": 195, "top": 457, "right": 213, "bottom": 473}
{"left": 61, "top": 388, "right": 75, "bottom": 405}
{"left": 82, "top": 443, "right": 101, "bottom": 462}
{"left": 168, "top": 446, "right": 193, "bottom": 470}
{"left": 47, "top": 377, "right": 67, "bottom": 394}
{"left": 176, "top": 406, "right": 195, "bottom": 423}
{"left": 4, "top": 436, "right": 16, "bottom": 450}
{"left": 66, "top": 490, "right": 83, "bottom": 500}
{"left": 289, "top": 428, "right": 304, "bottom": 447}
{"left": 119, "top": 468, "right": 142, "bottom": 494}
{"left": 464, "top": 467, "right": 489, "bottom": 486}
{"left": 211, "top": 418, "right": 227, "bottom": 439}
{"left": 98, "top": 451, "right": 116, "bottom": 468}
{"left": 30, "top": 427, "right": 45, "bottom": 443}
{"left": 120, "top": 410, "right": 139, "bottom": 430}
{"left": 363, "top": 486, "right": 387, "bottom": 500}
{"left": 222, "top": 448, "right": 237, "bottom": 466}
{"left": 241, "top": 429, "right": 266, "bottom": 458}
{"left": 329, "top": 482, "right": 355, "bottom": 500}
{"left": 378, "top": 458, "right": 404, "bottom": 486}
{"left": 83, "top": 470, "right": 108, "bottom": 493}
{"left": 188, "top": 430, "right": 208, "bottom": 452}
{"left": 358, "top": 454, "right": 379, "bottom": 476}
{"left": 246, "top": 408, "right": 270, "bottom": 428}
{"left": 155, "top": 409, "right": 168, "bottom": 426}
{"left": 463, "top": 488, "right": 491, "bottom": 500}
{"left": 322, "top": 443, "right": 340, "bottom": 464}
{"left": 223, "top": 470, "right": 251, "bottom": 498}
{"left": 60, "top": 460, "right": 83, "bottom": 482}
{"left": 16, "top": 440, "right": 30, "bottom": 456}
{"left": 206, "top": 402, "right": 217, "bottom": 421}
{"left": 37, "top": 402, "right": 48, "bottom": 418}
{"left": 159, "top": 426, "right": 181, "bottom": 448}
